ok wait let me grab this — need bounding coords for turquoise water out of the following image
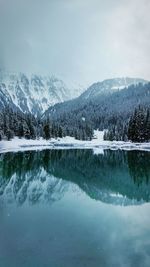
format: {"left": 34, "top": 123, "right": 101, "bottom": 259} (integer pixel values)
{"left": 0, "top": 149, "right": 150, "bottom": 267}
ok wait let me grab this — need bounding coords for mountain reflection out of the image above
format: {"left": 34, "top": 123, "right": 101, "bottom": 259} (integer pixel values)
{"left": 0, "top": 149, "right": 150, "bottom": 206}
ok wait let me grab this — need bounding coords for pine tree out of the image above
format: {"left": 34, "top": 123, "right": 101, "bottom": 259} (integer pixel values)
{"left": 128, "top": 107, "right": 150, "bottom": 142}
{"left": 18, "top": 123, "right": 24, "bottom": 138}
{"left": 43, "top": 124, "right": 50, "bottom": 140}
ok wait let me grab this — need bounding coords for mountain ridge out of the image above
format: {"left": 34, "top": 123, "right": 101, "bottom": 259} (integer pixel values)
{"left": 80, "top": 77, "right": 147, "bottom": 100}
{"left": 0, "top": 73, "right": 148, "bottom": 118}
{"left": 44, "top": 77, "right": 148, "bottom": 119}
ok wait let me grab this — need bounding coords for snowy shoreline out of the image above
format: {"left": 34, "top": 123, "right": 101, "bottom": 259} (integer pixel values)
{"left": 0, "top": 131, "right": 150, "bottom": 154}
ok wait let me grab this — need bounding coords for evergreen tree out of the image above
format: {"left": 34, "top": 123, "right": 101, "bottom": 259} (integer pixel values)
{"left": 43, "top": 124, "right": 50, "bottom": 140}
{"left": 128, "top": 107, "right": 150, "bottom": 142}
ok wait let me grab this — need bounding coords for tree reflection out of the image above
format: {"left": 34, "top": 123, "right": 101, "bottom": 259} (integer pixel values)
{"left": 0, "top": 149, "right": 150, "bottom": 205}
{"left": 127, "top": 151, "right": 150, "bottom": 186}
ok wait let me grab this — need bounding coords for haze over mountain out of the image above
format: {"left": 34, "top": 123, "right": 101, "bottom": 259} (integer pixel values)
{"left": 0, "top": 72, "right": 83, "bottom": 116}
{"left": 0, "top": 0, "right": 150, "bottom": 85}
{"left": 79, "top": 77, "right": 147, "bottom": 100}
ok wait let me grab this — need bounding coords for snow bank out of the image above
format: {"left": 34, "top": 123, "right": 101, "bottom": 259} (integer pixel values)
{"left": 0, "top": 131, "right": 150, "bottom": 154}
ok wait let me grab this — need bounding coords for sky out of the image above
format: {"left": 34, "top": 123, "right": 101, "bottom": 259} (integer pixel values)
{"left": 0, "top": 0, "right": 150, "bottom": 87}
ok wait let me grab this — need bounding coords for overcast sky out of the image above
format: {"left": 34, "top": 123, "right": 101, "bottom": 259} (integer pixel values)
{"left": 0, "top": 0, "right": 150, "bottom": 86}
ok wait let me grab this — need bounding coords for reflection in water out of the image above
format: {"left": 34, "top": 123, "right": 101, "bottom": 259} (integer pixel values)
{"left": 128, "top": 151, "right": 150, "bottom": 185}
{"left": 0, "top": 150, "right": 150, "bottom": 267}
{"left": 0, "top": 149, "right": 150, "bottom": 205}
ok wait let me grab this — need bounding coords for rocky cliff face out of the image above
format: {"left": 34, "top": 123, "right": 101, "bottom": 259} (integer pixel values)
{"left": 0, "top": 72, "right": 72, "bottom": 116}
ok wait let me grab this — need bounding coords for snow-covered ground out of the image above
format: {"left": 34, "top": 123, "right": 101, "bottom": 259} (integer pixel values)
{"left": 0, "top": 130, "right": 150, "bottom": 154}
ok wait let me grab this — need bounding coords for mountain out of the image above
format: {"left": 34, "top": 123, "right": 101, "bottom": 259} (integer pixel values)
{"left": 44, "top": 77, "right": 149, "bottom": 120}
{"left": 0, "top": 74, "right": 149, "bottom": 141}
{"left": 42, "top": 78, "right": 150, "bottom": 141}
{"left": 0, "top": 72, "right": 73, "bottom": 116}
{"left": 79, "top": 77, "right": 147, "bottom": 100}
{"left": 0, "top": 74, "right": 147, "bottom": 118}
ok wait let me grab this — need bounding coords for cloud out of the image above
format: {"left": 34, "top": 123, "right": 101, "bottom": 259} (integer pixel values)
{"left": 106, "top": 0, "right": 150, "bottom": 78}
{"left": 0, "top": 0, "right": 149, "bottom": 85}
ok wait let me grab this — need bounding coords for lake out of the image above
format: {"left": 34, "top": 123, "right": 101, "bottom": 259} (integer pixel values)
{"left": 0, "top": 149, "right": 150, "bottom": 267}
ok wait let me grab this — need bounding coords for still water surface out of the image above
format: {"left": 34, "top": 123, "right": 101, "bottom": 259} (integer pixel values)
{"left": 0, "top": 149, "right": 150, "bottom": 267}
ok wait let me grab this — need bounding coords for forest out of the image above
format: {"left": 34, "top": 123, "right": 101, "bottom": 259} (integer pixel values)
{"left": 0, "top": 83, "right": 150, "bottom": 142}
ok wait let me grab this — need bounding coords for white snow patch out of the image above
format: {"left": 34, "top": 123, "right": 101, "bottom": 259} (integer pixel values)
{"left": 92, "top": 130, "right": 105, "bottom": 142}
{"left": 111, "top": 85, "right": 128, "bottom": 90}
{"left": 0, "top": 131, "right": 150, "bottom": 153}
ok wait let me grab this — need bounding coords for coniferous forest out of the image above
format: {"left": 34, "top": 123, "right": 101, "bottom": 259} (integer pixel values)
{"left": 0, "top": 107, "right": 93, "bottom": 141}
{"left": 104, "top": 106, "right": 150, "bottom": 142}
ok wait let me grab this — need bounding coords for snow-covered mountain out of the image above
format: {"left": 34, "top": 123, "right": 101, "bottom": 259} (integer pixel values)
{"left": 0, "top": 74, "right": 148, "bottom": 118}
{"left": 80, "top": 77, "right": 147, "bottom": 100}
{"left": 44, "top": 77, "right": 148, "bottom": 119}
{"left": 0, "top": 72, "right": 73, "bottom": 116}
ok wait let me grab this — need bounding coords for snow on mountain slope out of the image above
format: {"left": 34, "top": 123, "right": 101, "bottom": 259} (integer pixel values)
{"left": 44, "top": 77, "right": 149, "bottom": 119}
{"left": 0, "top": 74, "right": 148, "bottom": 117}
{"left": 80, "top": 77, "right": 148, "bottom": 100}
{"left": 0, "top": 72, "right": 73, "bottom": 115}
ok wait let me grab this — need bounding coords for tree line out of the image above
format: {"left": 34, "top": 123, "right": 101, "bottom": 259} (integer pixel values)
{"left": 0, "top": 107, "right": 93, "bottom": 141}
{"left": 104, "top": 106, "right": 150, "bottom": 142}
